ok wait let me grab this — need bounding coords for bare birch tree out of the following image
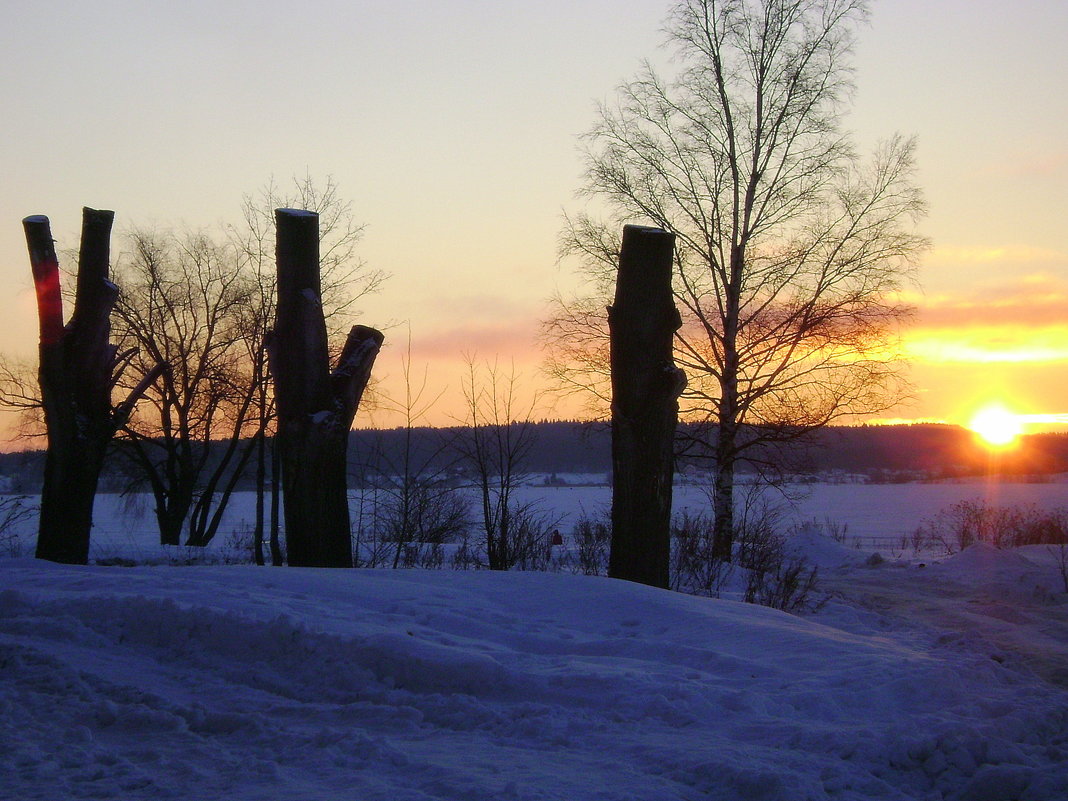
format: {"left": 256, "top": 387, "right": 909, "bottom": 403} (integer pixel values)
{"left": 546, "top": 0, "right": 928, "bottom": 558}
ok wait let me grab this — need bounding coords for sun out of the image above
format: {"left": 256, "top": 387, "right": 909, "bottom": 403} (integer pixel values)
{"left": 968, "top": 404, "right": 1023, "bottom": 448}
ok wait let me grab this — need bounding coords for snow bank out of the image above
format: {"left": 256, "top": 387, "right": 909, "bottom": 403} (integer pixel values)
{"left": 2, "top": 559, "right": 1067, "bottom": 800}
{"left": 785, "top": 528, "right": 872, "bottom": 570}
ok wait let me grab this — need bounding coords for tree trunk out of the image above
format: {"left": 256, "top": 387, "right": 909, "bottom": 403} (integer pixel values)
{"left": 711, "top": 419, "right": 737, "bottom": 561}
{"left": 712, "top": 243, "right": 744, "bottom": 561}
{"left": 254, "top": 427, "right": 266, "bottom": 566}
{"left": 26, "top": 209, "right": 162, "bottom": 564}
{"left": 271, "top": 208, "right": 382, "bottom": 568}
{"left": 608, "top": 225, "right": 684, "bottom": 589}
{"left": 269, "top": 435, "right": 282, "bottom": 566}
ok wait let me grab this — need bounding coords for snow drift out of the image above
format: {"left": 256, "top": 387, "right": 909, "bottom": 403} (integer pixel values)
{"left": 2, "top": 549, "right": 1067, "bottom": 800}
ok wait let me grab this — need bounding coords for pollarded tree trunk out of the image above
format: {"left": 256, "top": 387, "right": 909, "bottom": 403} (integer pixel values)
{"left": 25, "top": 209, "right": 163, "bottom": 564}
{"left": 271, "top": 208, "right": 383, "bottom": 568}
{"left": 608, "top": 225, "right": 685, "bottom": 589}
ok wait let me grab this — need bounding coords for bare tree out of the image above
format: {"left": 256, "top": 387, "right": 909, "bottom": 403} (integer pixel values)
{"left": 358, "top": 331, "right": 468, "bottom": 569}
{"left": 456, "top": 358, "right": 555, "bottom": 571}
{"left": 0, "top": 356, "right": 46, "bottom": 441}
{"left": 547, "top": 0, "right": 928, "bottom": 558}
{"left": 112, "top": 229, "right": 257, "bottom": 547}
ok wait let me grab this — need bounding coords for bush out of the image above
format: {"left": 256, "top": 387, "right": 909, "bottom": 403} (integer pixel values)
{"left": 572, "top": 510, "right": 611, "bottom": 576}
{"left": 0, "top": 496, "right": 35, "bottom": 558}
{"left": 489, "top": 503, "right": 559, "bottom": 571}
{"left": 350, "top": 483, "right": 470, "bottom": 569}
{"left": 743, "top": 555, "right": 821, "bottom": 613}
{"left": 666, "top": 509, "right": 821, "bottom": 612}
{"left": 734, "top": 511, "right": 822, "bottom": 613}
{"left": 913, "top": 500, "right": 1068, "bottom": 554}
{"left": 670, "top": 511, "right": 732, "bottom": 597}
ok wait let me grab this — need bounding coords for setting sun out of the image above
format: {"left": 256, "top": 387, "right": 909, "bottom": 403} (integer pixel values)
{"left": 968, "top": 404, "right": 1024, "bottom": 448}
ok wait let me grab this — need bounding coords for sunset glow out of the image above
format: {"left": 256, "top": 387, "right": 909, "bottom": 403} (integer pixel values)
{"left": 0, "top": 2, "right": 1066, "bottom": 442}
{"left": 968, "top": 404, "right": 1023, "bottom": 448}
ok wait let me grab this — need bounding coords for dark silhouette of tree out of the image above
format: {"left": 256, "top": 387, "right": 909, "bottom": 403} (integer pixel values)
{"left": 112, "top": 228, "right": 257, "bottom": 547}
{"left": 456, "top": 358, "right": 553, "bottom": 570}
{"left": 358, "top": 331, "right": 469, "bottom": 569}
{"left": 546, "top": 0, "right": 928, "bottom": 558}
{"left": 609, "top": 225, "right": 685, "bottom": 588}
{"left": 24, "top": 209, "right": 163, "bottom": 563}
{"left": 231, "top": 175, "right": 386, "bottom": 564}
{"left": 271, "top": 209, "right": 383, "bottom": 568}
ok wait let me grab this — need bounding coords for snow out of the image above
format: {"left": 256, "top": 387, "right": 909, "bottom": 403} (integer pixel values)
{"left": 6, "top": 480, "right": 1068, "bottom": 560}
{"left": 3, "top": 538, "right": 1068, "bottom": 800}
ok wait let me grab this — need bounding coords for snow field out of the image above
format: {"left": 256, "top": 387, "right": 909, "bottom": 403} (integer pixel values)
{"left": 2, "top": 545, "right": 1068, "bottom": 800}
{"left": 9, "top": 479, "right": 1068, "bottom": 561}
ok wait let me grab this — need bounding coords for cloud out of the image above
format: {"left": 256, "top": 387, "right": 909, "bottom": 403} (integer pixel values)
{"left": 402, "top": 320, "right": 544, "bottom": 362}
{"left": 908, "top": 272, "right": 1068, "bottom": 329}
{"left": 898, "top": 273, "right": 1068, "bottom": 364}
{"left": 904, "top": 330, "right": 1068, "bottom": 364}
{"left": 925, "top": 245, "right": 1065, "bottom": 267}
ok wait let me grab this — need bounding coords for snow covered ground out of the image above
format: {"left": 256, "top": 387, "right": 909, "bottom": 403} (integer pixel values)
{"left": 3, "top": 534, "right": 1068, "bottom": 800}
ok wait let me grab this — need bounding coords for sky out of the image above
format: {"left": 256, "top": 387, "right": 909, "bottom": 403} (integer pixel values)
{"left": 1, "top": 0, "right": 1067, "bottom": 438}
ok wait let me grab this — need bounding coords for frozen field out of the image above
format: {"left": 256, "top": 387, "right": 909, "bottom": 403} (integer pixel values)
{"left": 522, "top": 479, "right": 1068, "bottom": 543}
{"left": 5, "top": 478, "right": 1067, "bottom": 560}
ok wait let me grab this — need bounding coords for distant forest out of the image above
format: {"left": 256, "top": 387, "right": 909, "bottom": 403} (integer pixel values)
{"left": 2, "top": 421, "right": 1067, "bottom": 494}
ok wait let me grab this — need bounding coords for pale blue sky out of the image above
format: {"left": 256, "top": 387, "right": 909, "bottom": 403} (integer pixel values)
{"left": 2, "top": 0, "right": 1067, "bottom": 429}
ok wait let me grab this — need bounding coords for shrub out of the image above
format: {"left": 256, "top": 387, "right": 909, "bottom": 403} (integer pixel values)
{"left": 913, "top": 500, "right": 1068, "bottom": 554}
{"left": 350, "top": 483, "right": 470, "bottom": 569}
{"left": 0, "top": 496, "right": 36, "bottom": 558}
{"left": 734, "top": 511, "right": 822, "bottom": 613}
{"left": 572, "top": 510, "right": 611, "bottom": 576}
{"left": 490, "top": 503, "right": 559, "bottom": 571}
{"left": 744, "top": 555, "right": 821, "bottom": 613}
{"left": 670, "top": 511, "right": 733, "bottom": 597}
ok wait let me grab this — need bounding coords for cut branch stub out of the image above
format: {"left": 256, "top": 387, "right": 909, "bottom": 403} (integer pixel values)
{"left": 274, "top": 208, "right": 331, "bottom": 414}
{"left": 332, "top": 324, "right": 384, "bottom": 431}
{"left": 22, "top": 216, "right": 64, "bottom": 346}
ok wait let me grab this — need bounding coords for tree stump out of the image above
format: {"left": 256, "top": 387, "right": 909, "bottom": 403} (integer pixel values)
{"left": 608, "top": 225, "right": 684, "bottom": 589}
{"left": 271, "top": 208, "right": 382, "bottom": 568}
{"left": 25, "top": 209, "right": 163, "bottom": 564}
